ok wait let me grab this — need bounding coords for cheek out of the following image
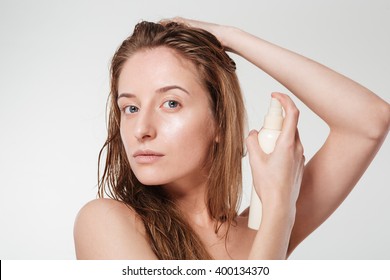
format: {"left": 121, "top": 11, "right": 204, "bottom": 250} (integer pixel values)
{"left": 159, "top": 114, "right": 215, "bottom": 157}
{"left": 119, "top": 121, "right": 133, "bottom": 156}
{"left": 159, "top": 116, "right": 187, "bottom": 144}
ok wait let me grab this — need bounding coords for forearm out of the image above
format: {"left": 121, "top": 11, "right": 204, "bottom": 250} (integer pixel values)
{"left": 221, "top": 27, "right": 389, "bottom": 138}
{"left": 248, "top": 206, "right": 296, "bottom": 260}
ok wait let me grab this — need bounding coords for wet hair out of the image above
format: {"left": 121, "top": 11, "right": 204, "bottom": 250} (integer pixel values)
{"left": 98, "top": 20, "right": 246, "bottom": 259}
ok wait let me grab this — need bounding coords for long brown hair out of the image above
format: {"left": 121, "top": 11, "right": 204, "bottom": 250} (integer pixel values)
{"left": 98, "top": 21, "right": 246, "bottom": 259}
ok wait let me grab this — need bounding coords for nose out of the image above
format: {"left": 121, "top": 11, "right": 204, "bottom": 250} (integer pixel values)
{"left": 133, "top": 108, "right": 157, "bottom": 142}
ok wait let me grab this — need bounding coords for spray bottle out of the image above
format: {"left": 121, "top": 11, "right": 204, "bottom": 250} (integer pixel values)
{"left": 248, "top": 97, "right": 284, "bottom": 230}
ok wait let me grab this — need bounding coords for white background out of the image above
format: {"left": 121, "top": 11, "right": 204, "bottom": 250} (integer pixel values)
{"left": 0, "top": 0, "right": 388, "bottom": 259}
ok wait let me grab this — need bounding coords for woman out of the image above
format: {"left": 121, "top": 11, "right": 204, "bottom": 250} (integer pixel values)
{"left": 73, "top": 18, "right": 389, "bottom": 259}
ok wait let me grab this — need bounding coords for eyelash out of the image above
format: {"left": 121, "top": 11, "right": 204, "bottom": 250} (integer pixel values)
{"left": 122, "top": 105, "right": 139, "bottom": 114}
{"left": 121, "top": 100, "right": 181, "bottom": 115}
{"left": 162, "top": 100, "right": 180, "bottom": 109}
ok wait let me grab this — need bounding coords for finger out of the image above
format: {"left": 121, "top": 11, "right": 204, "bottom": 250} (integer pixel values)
{"left": 295, "top": 127, "right": 305, "bottom": 156}
{"left": 171, "top": 16, "right": 188, "bottom": 25}
{"left": 295, "top": 128, "right": 305, "bottom": 176}
{"left": 169, "top": 17, "right": 202, "bottom": 28}
{"left": 294, "top": 158, "right": 305, "bottom": 198}
{"left": 160, "top": 17, "right": 189, "bottom": 26}
{"left": 245, "top": 130, "right": 267, "bottom": 167}
{"left": 271, "top": 92, "right": 300, "bottom": 141}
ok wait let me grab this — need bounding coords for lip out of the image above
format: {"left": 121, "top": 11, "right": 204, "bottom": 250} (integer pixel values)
{"left": 133, "top": 149, "right": 164, "bottom": 164}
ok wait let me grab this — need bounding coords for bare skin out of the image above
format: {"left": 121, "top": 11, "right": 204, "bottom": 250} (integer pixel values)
{"left": 74, "top": 18, "right": 390, "bottom": 260}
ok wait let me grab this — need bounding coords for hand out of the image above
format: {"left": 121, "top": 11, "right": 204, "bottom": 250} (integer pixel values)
{"left": 165, "top": 17, "right": 232, "bottom": 50}
{"left": 246, "top": 93, "right": 305, "bottom": 219}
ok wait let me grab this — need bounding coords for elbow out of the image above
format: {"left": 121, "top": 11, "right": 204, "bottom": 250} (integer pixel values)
{"left": 368, "top": 100, "right": 390, "bottom": 141}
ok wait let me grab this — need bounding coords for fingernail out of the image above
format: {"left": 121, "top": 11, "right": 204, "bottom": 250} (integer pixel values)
{"left": 249, "top": 129, "right": 258, "bottom": 135}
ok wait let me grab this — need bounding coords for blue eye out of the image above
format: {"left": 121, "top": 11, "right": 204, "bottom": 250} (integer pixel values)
{"left": 124, "top": 105, "right": 139, "bottom": 114}
{"left": 162, "top": 100, "right": 180, "bottom": 109}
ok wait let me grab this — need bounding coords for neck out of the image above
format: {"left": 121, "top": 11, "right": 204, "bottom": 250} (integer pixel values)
{"left": 162, "top": 176, "right": 231, "bottom": 257}
{"left": 162, "top": 177, "right": 215, "bottom": 229}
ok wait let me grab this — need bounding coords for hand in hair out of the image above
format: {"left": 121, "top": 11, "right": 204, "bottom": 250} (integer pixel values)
{"left": 166, "top": 17, "right": 232, "bottom": 52}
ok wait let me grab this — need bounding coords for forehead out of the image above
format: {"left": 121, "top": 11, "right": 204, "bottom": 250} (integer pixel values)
{"left": 118, "top": 47, "right": 203, "bottom": 91}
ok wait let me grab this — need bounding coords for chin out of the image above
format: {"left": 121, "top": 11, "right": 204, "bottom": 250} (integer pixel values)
{"left": 137, "top": 178, "right": 165, "bottom": 186}
{"left": 133, "top": 169, "right": 173, "bottom": 186}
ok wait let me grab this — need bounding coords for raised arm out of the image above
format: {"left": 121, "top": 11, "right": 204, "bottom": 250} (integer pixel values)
{"left": 175, "top": 18, "right": 390, "bottom": 258}
{"left": 219, "top": 25, "right": 390, "bottom": 256}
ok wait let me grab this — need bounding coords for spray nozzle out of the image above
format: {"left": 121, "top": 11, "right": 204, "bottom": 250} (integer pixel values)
{"left": 263, "top": 98, "right": 284, "bottom": 130}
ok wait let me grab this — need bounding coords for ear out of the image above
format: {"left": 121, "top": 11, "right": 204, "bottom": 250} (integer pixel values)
{"left": 214, "top": 130, "right": 220, "bottom": 143}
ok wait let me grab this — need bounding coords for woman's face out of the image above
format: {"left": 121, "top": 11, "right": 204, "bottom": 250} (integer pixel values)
{"left": 117, "top": 47, "right": 216, "bottom": 189}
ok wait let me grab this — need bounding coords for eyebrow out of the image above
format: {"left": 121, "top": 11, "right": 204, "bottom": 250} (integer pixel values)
{"left": 117, "top": 85, "right": 190, "bottom": 101}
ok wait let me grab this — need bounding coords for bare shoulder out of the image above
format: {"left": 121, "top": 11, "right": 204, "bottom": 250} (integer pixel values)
{"left": 73, "top": 198, "right": 157, "bottom": 259}
{"left": 75, "top": 198, "right": 140, "bottom": 225}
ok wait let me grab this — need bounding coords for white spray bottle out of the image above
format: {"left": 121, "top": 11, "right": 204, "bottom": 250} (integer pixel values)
{"left": 248, "top": 97, "right": 284, "bottom": 230}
